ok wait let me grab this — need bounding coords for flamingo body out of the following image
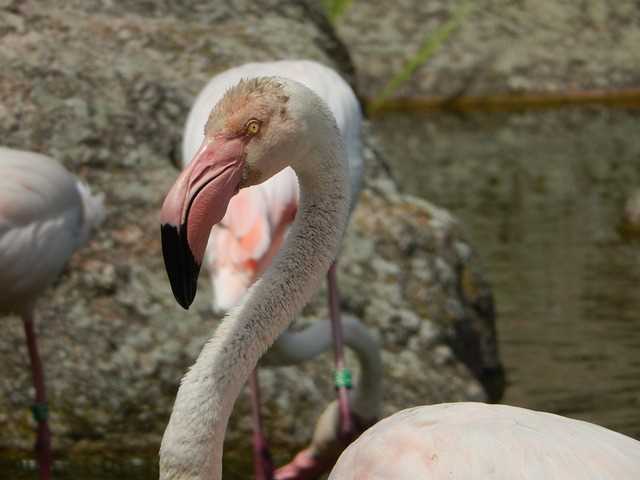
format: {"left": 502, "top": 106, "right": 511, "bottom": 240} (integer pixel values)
{"left": 329, "top": 402, "right": 640, "bottom": 479}
{"left": 0, "top": 147, "right": 104, "bottom": 314}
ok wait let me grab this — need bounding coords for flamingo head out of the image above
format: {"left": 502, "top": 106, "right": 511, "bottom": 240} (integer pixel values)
{"left": 160, "top": 77, "right": 307, "bottom": 309}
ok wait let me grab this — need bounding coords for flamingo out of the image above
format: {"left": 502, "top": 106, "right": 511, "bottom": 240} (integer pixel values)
{"left": 0, "top": 147, "right": 105, "bottom": 480}
{"left": 180, "top": 60, "right": 367, "bottom": 479}
{"left": 159, "top": 75, "right": 640, "bottom": 479}
{"left": 328, "top": 402, "right": 640, "bottom": 478}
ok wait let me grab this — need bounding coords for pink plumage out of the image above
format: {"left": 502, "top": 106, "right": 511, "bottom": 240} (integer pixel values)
{"left": 207, "top": 168, "right": 298, "bottom": 310}
{"left": 329, "top": 403, "right": 640, "bottom": 479}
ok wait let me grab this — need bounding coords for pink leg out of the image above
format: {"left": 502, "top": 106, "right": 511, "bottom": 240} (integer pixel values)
{"left": 273, "top": 265, "right": 357, "bottom": 479}
{"left": 327, "top": 262, "right": 353, "bottom": 439}
{"left": 22, "top": 310, "right": 52, "bottom": 480}
{"left": 249, "top": 369, "right": 275, "bottom": 480}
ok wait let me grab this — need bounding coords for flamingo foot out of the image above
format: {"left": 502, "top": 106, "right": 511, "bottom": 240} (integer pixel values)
{"left": 274, "top": 416, "right": 374, "bottom": 480}
{"left": 274, "top": 448, "right": 325, "bottom": 480}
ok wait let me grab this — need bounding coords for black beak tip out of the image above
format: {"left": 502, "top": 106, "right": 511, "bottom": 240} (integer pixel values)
{"left": 161, "top": 223, "right": 201, "bottom": 310}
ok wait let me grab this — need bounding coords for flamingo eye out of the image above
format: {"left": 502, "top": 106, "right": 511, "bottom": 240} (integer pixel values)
{"left": 246, "top": 119, "right": 261, "bottom": 135}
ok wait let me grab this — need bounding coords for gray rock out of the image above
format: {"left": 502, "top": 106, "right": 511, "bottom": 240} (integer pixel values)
{"left": 334, "top": 0, "right": 640, "bottom": 99}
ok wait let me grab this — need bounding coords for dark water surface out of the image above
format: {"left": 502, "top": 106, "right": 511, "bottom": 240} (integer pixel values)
{"left": 0, "top": 454, "right": 251, "bottom": 479}
{"left": 373, "top": 107, "right": 640, "bottom": 438}
{"left": 0, "top": 458, "right": 156, "bottom": 479}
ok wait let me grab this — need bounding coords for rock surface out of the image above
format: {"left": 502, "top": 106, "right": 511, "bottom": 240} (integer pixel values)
{"left": 0, "top": 0, "right": 501, "bottom": 466}
{"left": 335, "top": 0, "right": 640, "bottom": 99}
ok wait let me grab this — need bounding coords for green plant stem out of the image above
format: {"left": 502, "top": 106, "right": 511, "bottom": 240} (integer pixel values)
{"left": 370, "top": 0, "right": 473, "bottom": 113}
{"left": 324, "top": 0, "right": 354, "bottom": 23}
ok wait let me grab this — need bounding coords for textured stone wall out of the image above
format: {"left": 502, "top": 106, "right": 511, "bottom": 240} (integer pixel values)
{"left": 335, "top": 0, "right": 640, "bottom": 98}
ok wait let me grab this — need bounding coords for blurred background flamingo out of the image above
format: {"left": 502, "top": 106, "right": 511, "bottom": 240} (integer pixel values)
{"left": 0, "top": 147, "right": 105, "bottom": 479}
{"left": 181, "top": 60, "right": 368, "bottom": 479}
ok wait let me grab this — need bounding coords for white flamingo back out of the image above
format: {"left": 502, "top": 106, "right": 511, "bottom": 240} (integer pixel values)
{"left": 329, "top": 402, "right": 640, "bottom": 479}
{"left": 0, "top": 147, "right": 104, "bottom": 314}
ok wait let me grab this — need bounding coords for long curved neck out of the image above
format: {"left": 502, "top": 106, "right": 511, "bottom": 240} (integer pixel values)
{"left": 159, "top": 131, "right": 349, "bottom": 480}
{"left": 267, "top": 314, "right": 382, "bottom": 420}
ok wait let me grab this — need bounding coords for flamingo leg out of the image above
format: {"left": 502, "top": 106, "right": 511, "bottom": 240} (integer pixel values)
{"left": 249, "top": 368, "right": 275, "bottom": 480}
{"left": 327, "top": 262, "right": 354, "bottom": 439}
{"left": 21, "top": 309, "right": 52, "bottom": 480}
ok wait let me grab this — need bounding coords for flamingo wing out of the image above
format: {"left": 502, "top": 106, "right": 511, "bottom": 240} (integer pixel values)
{"left": 206, "top": 186, "right": 270, "bottom": 311}
{"left": 206, "top": 167, "right": 298, "bottom": 311}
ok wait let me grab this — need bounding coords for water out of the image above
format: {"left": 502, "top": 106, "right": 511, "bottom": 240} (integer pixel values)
{"left": 0, "top": 454, "right": 252, "bottom": 479}
{"left": 372, "top": 107, "right": 640, "bottom": 439}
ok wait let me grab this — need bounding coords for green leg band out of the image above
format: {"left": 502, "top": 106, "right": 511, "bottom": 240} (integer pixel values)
{"left": 335, "top": 368, "right": 353, "bottom": 389}
{"left": 31, "top": 403, "right": 49, "bottom": 423}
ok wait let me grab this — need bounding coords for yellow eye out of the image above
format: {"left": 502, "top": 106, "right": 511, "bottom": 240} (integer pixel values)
{"left": 246, "top": 120, "right": 260, "bottom": 135}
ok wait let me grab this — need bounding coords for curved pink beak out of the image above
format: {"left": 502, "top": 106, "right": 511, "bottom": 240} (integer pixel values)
{"left": 160, "top": 136, "right": 246, "bottom": 309}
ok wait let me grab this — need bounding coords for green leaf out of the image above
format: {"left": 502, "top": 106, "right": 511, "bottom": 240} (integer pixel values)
{"left": 370, "top": 0, "right": 474, "bottom": 113}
